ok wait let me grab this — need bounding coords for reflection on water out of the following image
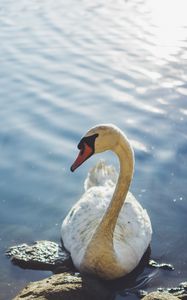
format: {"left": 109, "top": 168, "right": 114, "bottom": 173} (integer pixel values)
{"left": 147, "top": 0, "right": 187, "bottom": 60}
{"left": 0, "top": 0, "right": 187, "bottom": 299}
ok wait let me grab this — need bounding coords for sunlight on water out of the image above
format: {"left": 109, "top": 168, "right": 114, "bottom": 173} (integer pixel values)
{"left": 147, "top": 0, "right": 187, "bottom": 59}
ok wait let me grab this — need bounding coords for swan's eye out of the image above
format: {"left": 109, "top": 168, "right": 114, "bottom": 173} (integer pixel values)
{"left": 78, "top": 140, "right": 84, "bottom": 151}
{"left": 77, "top": 134, "right": 98, "bottom": 154}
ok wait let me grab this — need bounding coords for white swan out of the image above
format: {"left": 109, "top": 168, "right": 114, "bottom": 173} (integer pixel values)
{"left": 61, "top": 124, "right": 152, "bottom": 280}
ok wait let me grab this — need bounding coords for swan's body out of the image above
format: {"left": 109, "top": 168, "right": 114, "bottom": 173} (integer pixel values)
{"left": 61, "top": 124, "right": 152, "bottom": 279}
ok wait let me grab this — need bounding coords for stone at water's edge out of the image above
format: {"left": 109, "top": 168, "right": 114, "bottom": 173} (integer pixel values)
{"left": 141, "top": 282, "right": 187, "bottom": 300}
{"left": 141, "top": 291, "right": 180, "bottom": 300}
{"left": 6, "top": 240, "right": 73, "bottom": 272}
{"left": 12, "top": 272, "right": 186, "bottom": 300}
{"left": 13, "top": 272, "right": 113, "bottom": 300}
{"left": 157, "top": 281, "right": 187, "bottom": 299}
{"left": 148, "top": 259, "right": 174, "bottom": 271}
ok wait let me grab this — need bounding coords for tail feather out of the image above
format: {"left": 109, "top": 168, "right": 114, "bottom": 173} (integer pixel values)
{"left": 84, "top": 160, "right": 118, "bottom": 191}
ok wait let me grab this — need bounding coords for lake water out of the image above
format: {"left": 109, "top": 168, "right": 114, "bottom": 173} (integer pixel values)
{"left": 0, "top": 0, "right": 187, "bottom": 299}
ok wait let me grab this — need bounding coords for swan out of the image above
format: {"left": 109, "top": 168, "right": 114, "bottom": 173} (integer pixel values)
{"left": 61, "top": 124, "right": 152, "bottom": 280}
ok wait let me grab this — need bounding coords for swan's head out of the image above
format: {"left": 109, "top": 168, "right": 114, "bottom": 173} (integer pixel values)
{"left": 71, "top": 124, "right": 120, "bottom": 172}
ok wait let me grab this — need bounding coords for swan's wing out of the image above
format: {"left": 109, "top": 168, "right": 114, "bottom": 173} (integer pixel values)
{"left": 114, "top": 192, "right": 152, "bottom": 271}
{"left": 84, "top": 160, "right": 118, "bottom": 191}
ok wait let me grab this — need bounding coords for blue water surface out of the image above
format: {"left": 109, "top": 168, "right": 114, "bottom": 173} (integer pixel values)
{"left": 0, "top": 0, "right": 187, "bottom": 299}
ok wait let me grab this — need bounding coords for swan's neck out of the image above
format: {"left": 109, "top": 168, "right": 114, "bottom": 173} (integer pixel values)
{"left": 97, "top": 134, "right": 134, "bottom": 235}
{"left": 82, "top": 133, "right": 134, "bottom": 273}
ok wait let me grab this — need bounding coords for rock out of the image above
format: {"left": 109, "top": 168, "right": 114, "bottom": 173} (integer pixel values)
{"left": 140, "top": 282, "right": 187, "bottom": 300}
{"left": 157, "top": 282, "right": 187, "bottom": 299}
{"left": 176, "top": 282, "right": 187, "bottom": 298}
{"left": 148, "top": 259, "right": 174, "bottom": 271}
{"left": 142, "top": 291, "right": 180, "bottom": 300}
{"left": 13, "top": 272, "right": 112, "bottom": 300}
{"left": 6, "top": 240, "right": 73, "bottom": 272}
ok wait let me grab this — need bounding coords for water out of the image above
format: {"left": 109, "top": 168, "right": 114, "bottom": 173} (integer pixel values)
{"left": 0, "top": 0, "right": 187, "bottom": 299}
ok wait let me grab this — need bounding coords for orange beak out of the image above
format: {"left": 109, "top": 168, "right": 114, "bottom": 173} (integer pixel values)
{"left": 71, "top": 143, "right": 93, "bottom": 172}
